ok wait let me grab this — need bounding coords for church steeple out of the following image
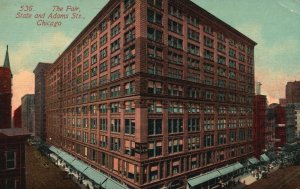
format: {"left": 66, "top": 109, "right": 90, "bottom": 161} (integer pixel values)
{"left": 3, "top": 45, "right": 11, "bottom": 69}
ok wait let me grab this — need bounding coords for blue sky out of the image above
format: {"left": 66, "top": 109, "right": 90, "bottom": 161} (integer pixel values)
{"left": 0, "top": 0, "right": 299, "bottom": 110}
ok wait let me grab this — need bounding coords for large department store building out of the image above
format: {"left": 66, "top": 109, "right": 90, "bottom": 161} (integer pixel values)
{"left": 45, "top": 0, "right": 256, "bottom": 188}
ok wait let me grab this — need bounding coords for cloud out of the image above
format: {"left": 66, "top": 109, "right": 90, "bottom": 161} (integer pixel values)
{"left": 236, "top": 22, "right": 300, "bottom": 104}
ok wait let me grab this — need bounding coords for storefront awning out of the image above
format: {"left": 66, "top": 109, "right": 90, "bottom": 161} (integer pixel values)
{"left": 58, "top": 151, "right": 75, "bottom": 164}
{"left": 49, "top": 146, "right": 63, "bottom": 155}
{"left": 71, "top": 159, "right": 88, "bottom": 172}
{"left": 248, "top": 157, "right": 260, "bottom": 165}
{"left": 217, "top": 162, "right": 244, "bottom": 176}
{"left": 83, "top": 167, "right": 106, "bottom": 185}
{"left": 260, "top": 154, "right": 270, "bottom": 162}
{"left": 188, "top": 170, "right": 221, "bottom": 187}
{"left": 102, "top": 179, "right": 128, "bottom": 189}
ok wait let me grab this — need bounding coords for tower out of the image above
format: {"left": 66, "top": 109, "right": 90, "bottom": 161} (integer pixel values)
{"left": 0, "top": 45, "right": 12, "bottom": 128}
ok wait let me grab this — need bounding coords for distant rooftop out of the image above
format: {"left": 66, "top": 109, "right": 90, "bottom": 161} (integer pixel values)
{"left": 0, "top": 128, "right": 31, "bottom": 137}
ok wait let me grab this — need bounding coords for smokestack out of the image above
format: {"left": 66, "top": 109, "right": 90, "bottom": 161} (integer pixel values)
{"left": 255, "top": 82, "right": 262, "bottom": 95}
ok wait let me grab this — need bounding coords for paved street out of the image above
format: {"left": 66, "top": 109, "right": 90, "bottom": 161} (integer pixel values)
{"left": 26, "top": 144, "right": 80, "bottom": 189}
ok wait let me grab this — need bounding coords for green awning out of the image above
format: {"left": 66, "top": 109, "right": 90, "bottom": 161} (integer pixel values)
{"left": 248, "top": 157, "right": 259, "bottom": 165}
{"left": 102, "top": 179, "right": 128, "bottom": 189}
{"left": 188, "top": 170, "right": 221, "bottom": 187}
{"left": 217, "top": 162, "right": 244, "bottom": 176}
{"left": 71, "top": 159, "right": 88, "bottom": 172}
{"left": 49, "top": 146, "right": 63, "bottom": 155}
{"left": 83, "top": 167, "right": 107, "bottom": 185}
{"left": 58, "top": 151, "right": 75, "bottom": 164}
{"left": 260, "top": 154, "right": 270, "bottom": 162}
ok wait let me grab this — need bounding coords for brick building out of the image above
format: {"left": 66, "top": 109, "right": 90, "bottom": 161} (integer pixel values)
{"left": 0, "top": 45, "right": 12, "bottom": 129}
{"left": 286, "top": 81, "right": 300, "bottom": 104}
{"left": 253, "top": 95, "right": 267, "bottom": 157}
{"left": 0, "top": 129, "right": 30, "bottom": 189}
{"left": 21, "top": 94, "right": 35, "bottom": 134}
{"left": 34, "top": 63, "right": 52, "bottom": 141}
{"left": 13, "top": 106, "right": 22, "bottom": 128}
{"left": 45, "top": 0, "right": 256, "bottom": 188}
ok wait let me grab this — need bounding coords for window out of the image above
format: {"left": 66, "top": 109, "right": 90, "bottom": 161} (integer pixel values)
{"left": 100, "top": 135, "right": 108, "bottom": 148}
{"left": 168, "top": 19, "right": 182, "bottom": 34}
{"left": 217, "top": 67, "right": 226, "bottom": 77}
{"left": 147, "top": 27, "right": 163, "bottom": 42}
{"left": 148, "top": 119, "right": 162, "bottom": 135}
{"left": 168, "top": 67, "right": 182, "bottom": 79}
{"left": 90, "top": 66, "right": 97, "bottom": 77}
{"left": 111, "top": 119, "right": 121, "bottom": 133}
{"left": 100, "top": 48, "right": 107, "bottom": 59}
{"left": 124, "top": 45, "right": 135, "bottom": 60}
{"left": 169, "top": 5, "right": 182, "bottom": 19}
{"left": 110, "top": 7, "right": 120, "bottom": 22}
{"left": 204, "top": 25, "right": 213, "bottom": 34}
{"left": 188, "top": 137, "right": 200, "bottom": 150}
{"left": 125, "top": 119, "right": 135, "bottom": 135}
{"left": 148, "top": 81, "right": 162, "bottom": 94}
{"left": 218, "top": 55, "right": 226, "bottom": 65}
{"left": 204, "top": 118, "right": 214, "bottom": 131}
{"left": 111, "top": 102, "right": 120, "bottom": 113}
{"left": 99, "top": 61, "right": 107, "bottom": 73}
{"left": 4, "top": 179, "right": 16, "bottom": 189}
{"left": 148, "top": 141, "right": 162, "bottom": 158}
{"left": 91, "top": 42, "right": 97, "bottom": 53}
{"left": 229, "top": 131, "right": 236, "bottom": 142}
{"left": 168, "top": 51, "right": 183, "bottom": 65}
{"left": 100, "top": 34, "right": 107, "bottom": 46}
{"left": 100, "top": 20, "right": 107, "bottom": 32}
{"left": 187, "top": 57, "right": 200, "bottom": 69}
{"left": 188, "top": 103, "right": 200, "bottom": 113}
{"left": 100, "top": 118, "right": 107, "bottom": 131}
{"left": 90, "top": 118, "right": 97, "bottom": 129}
{"left": 188, "top": 29, "right": 200, "bottom": 41}
{"left": 147, "top": 9, "right": 162, "bottom": 25}
{"left": 99, "top": 104, "right": 107, "bottom": 113}
{"left": 124, "top": 11, "right": 135, "bottom": 26}
{"left": 110, "top": 70, "right": 120, "bottom": 81}
{"left": 99, "top": 75, "right": 107, "bottom": 84}
{"left": 204, "top": 134, "right": 214, "bottom": 147}
{"left": 111, "top": 39, "right": 120, "bottom": 52}
{"left": 188, "top": 15, "right": 199, "bottom": 27}
{"left": 111, "top": 137, "right": 121, "bottom": 151}
{"left": 6, "top": 151, "right": 15, "bottom": 169}
{"left": 125, "top": 81, "right": 135, "bottom": 95}
{"left": 125, "top": 101, "right": 135, "bottom": 113}
{"left": 229, "top": 48, "right": 236, "bottom": 58}
{"left": 168, "top": 118, "right": 183, "bottom": 133}
{"left": 147, "top": 63, "right": 162, "bottom": 75}
{"left": 124, "top": 29, "right": 135, "bottom": 44}
{"left": 168, "top": 84, "right": 182, "bottom": 96}
{"left": 168, "top": 35, "right": 183, "bottom": 49}
{"left": 217, "top": 32, "right": 225, "bottom": 41}
{"left": 218, "top": 133, "right": 226, "bottom": 145}
{"left": 111, "top": 54, "right": 120, "bottom": 67}
{"left": 188, "top": 118, "right": 200, "bottom": 132}
{"left": 90, "top": 133, "right": 97, "bottom": 145}
{"left": 111, "top": 23, "right": 120, "bottom": 38}
{"left": 217, "top": 43, "right": 226, "bottom": 53}
{"left": 204, "top": 49, "right": 214, "bottom": 60}
{"left": 148, "top": 101, "right": 162, "bottom": 113}
{"left": 124, "top": 0, "right": 135, "bottom": 9}
{"left": 188, "top": 43, "right": 200, "bottom": 56}
{"left": 204, "top": 36, "right": 214, "bottom": 48}
{"left": 229, "top": 59, "right": 236, "bottom": 68}
{"left": 168, "top": 138, "right": 183, "bottom": 153}
{"left": 147, "top": 45, "right": 163, "bottom": 59}
{"left": 168, "top": 102, "right": 183, "bottom": 113}
{"left": 125, "top": 63, "right": 135, "bottom": 76}
{"left": 148, "top": 0, "right": 162, "bottom": 8}
{"left": 124, "top": 140, "right": 135, "bottom": 156}
{"left": 110, "top": 85, "right": 120, "bottom": 97}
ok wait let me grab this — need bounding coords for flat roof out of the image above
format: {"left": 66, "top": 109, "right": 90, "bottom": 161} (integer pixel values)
{"left": 0, "top": 128, "right": 31, "bottom": 137}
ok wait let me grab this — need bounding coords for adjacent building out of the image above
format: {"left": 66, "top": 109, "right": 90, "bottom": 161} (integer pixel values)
{"left": 13, "top": 106, "right": 22, "bottom": 128}
{"left": 0, "top": 45, "right": 31, "bottom": 189}
{"left": 45, "top": 0, "right": 256, "bottom": 188}
{"left": 0, "top": 45, "right": 12, "bottom": 129}
{"left": 34, "top": 63, "right": 52, "bottom": 141}
{"left": 253, "top": 95, "right": 267, "bottom": 157}
{"left": 285, "top": 104, "right": 296, "bottom": 143}
{"left": 286, "top": 81, "right": 300, "bottom": 104}
{"left": 21, "top": 94, "right": 35, "bottom": 134}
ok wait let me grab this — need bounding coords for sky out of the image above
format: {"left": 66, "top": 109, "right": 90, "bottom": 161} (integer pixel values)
{"left": 0, "top": 0, "right": 300, "bottom": 113}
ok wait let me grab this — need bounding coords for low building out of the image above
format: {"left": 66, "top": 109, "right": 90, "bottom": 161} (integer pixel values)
{"left": 0, "top": 128, "right": 31, "bottom": 189}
